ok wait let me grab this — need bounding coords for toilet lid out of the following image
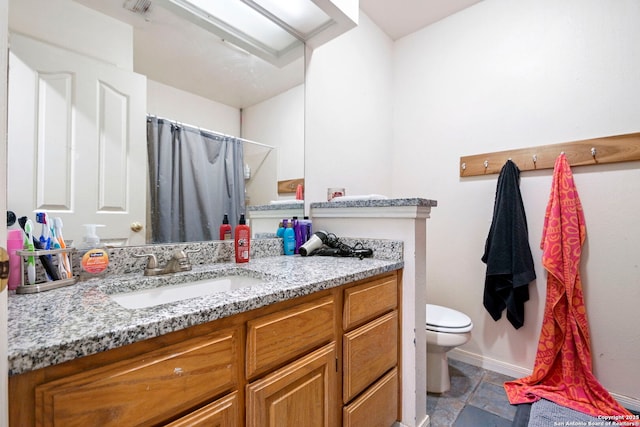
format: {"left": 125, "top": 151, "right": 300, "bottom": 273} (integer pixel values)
{"left": 426, "top": 304, "right": 473, "bottom": 333}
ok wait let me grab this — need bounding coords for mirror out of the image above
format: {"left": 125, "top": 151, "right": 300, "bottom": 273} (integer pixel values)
{"left": 7, "top": 0, "right": 304, "bottom": 245}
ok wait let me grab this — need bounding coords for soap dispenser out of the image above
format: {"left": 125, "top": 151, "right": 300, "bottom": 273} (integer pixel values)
{"left": 77, "top": 224, "right": 109, "bottom": 280}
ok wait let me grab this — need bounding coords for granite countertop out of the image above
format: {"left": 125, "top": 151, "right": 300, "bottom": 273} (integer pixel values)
{"left": 310, "top": 197, "right": 438, "bottom": 209}
{"left": 8, "top": 255, "right": 402, "bottom": 376}
{"left": 247, "top": 201, "right": 305, "bottom": 211}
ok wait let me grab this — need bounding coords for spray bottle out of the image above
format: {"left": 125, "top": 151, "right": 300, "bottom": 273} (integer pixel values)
{"left": 219, "top": 214, "right": 232, "bottom": 240}
{"left": 234, "top": 214, "right": 250, "bottom": 263}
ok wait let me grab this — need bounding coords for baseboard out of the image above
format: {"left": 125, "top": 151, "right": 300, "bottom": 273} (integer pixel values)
{"left": 394, "top": 414, "right": 430, "bottom": 427}
{"left": 612, "top": 394, "right": 640, "bottom": 413}
{"left": 448, "top": 348, "right": 640, "bottom": 412}
{"left": 448, "top": 348, "right": 532, "bottom": 379}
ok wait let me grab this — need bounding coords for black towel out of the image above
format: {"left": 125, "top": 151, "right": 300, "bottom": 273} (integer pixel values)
{"left": 481, "top": 160, "right": 536, "bottom": 329}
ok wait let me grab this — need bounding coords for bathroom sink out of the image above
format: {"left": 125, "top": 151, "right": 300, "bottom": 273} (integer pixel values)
{"left": 109, "top": 275, "right": 264, "bottom": 309}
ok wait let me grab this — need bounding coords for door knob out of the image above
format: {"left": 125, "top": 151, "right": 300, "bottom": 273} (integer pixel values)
{"left": 130, "top": 222, "right": 143, "bottom": 232}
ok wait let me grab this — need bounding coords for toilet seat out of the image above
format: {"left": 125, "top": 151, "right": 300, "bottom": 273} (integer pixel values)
{"left": 426, "top": 304, "right": 473, "bottom": 333}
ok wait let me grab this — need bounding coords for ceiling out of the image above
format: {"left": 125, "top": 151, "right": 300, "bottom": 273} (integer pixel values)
{"left": 360, "top": 0, "right": 483, "bottom": 40}
{"left": 73, "top": 0, "right": 482, "bottom": 108}
{"left": 74, "top": 0, "right": 305, "bottom": 109}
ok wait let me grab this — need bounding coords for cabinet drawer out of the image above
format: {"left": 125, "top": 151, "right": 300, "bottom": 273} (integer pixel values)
{"left": 343, "top": 273, "right": 397, "bottom": 330}
{"left": 35, "top": 328, "right": 239, "bottom": 427}
{"left": 247, "top": 295, "right": 335, "bottom": 378}
{"left": 343, "top": 368, "right": 398, "bottom": 427}
{"left": 343, "top": 310, "right": 398, "bottom": 403}
{"left": 166, "top": 391, "right": 239, "bottom": 427}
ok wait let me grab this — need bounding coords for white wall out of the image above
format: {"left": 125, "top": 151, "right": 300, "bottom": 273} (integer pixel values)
{"left": 305, "top": 11, "right": 394, "bottom": 205}
{"left": 9, "top": 0, "right": 132, "bottom": 69}
{"left": 305, "top": 0, "right": 639, "bottom": 408}
{"left": 391, "top": 0, "right": 640, "bottom": 404}
{"left": 243, "top": 84, "right": 304, "bottom": 204}
{"left": 147, "top": 82, "right": 304, "bottom": 206}
{"left": 147, "top": 79, "right": 240, "bottom": 135}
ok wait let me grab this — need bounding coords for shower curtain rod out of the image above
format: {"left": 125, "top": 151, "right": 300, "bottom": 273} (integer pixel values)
{"left": 147, "top": 114, "right": 276, "bottom": 150}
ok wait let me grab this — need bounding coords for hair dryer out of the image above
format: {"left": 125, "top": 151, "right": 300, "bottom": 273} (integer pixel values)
{"left": 298, "top": 230, "right": 328, "bottom": 256}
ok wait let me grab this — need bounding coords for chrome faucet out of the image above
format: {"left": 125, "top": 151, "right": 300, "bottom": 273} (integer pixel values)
{"left": 133, "top": 249, "right": 200, "bottom": 276}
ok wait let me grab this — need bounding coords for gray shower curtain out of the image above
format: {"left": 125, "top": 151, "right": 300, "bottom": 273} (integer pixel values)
{"left": 147, "top": 116, "right": 245, "bottom": 243}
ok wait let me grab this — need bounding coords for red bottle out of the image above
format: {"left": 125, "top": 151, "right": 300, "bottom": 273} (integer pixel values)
{"left": 219, "top": 214, "right": 232, "bottom": 240}
{"left": 234, "top": 214, "right": 250, "bottom": 263}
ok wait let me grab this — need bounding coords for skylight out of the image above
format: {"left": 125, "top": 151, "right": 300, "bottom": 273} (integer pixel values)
{"left": 154, "top": 0, "right": 356, "bottom": 67}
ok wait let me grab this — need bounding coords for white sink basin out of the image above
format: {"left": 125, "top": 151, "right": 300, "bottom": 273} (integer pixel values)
{"left": 110, "top": 275, "right": 264, "bottom": 309}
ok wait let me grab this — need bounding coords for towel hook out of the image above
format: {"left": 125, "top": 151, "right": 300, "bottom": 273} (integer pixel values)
{"left": 591, "top": 147, "right": 597, "bottom": 158}
{"left": 532, "top": 154, "right": 537, "bottom": 164}
{"left": 483, "top": 160, "right": 489, "bottom": 169}
{"left": 461, "top": 162, "right": 466, "bottom": 170}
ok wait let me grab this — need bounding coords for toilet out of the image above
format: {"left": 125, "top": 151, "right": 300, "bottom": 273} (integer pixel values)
{"left": 426, "top": 304, "right": 473, "bottom": 393}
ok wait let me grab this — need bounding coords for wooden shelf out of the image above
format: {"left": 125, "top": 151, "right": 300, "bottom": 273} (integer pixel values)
{"left": 459, "top": 132, "right": 640, "bottom": 177}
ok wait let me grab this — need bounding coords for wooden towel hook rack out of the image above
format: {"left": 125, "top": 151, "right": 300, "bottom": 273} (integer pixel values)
{"left": 278, "top": 178, "right": 304, "bottom": 194}
{"left": 459, "top": 132, "right": 640, "bottom": 177}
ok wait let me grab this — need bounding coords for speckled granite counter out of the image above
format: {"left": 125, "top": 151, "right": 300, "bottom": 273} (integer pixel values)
{"left": 309, "top": 197, "right": 437, "bottom": 209}
{"left": 247, "top": 202, "right": 305, "bottom": 211}
{"left": 8, "top": 254, "right": 402, "bottom": 376}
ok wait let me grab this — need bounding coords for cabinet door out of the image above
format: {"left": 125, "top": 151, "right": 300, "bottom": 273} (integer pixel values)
{"left": 343, "top": 310, "right": 398, "bottom": 403}
{"left": 166, "top": 391, "right": 240, "bottom": 427}
{"left": 35, "top": 328, "right": 239, "bottom": 427}
{"left": 247, "top": 343, "right": 338, "bottom": 427}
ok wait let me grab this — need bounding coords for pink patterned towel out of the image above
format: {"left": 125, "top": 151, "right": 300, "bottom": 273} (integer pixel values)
{"left": 504, "top": 154, "right": 635, "bottom": 422}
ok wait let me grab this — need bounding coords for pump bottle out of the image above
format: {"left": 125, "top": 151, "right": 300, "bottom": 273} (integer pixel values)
{"left": 77, "top": 224, "right": 109, "bottom": 280}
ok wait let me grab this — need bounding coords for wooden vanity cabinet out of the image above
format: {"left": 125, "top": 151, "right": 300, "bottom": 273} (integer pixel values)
{"left": 342, "top": 273, "right": 400, "bottom": 426}
{"left": 9, "top": 270, "right": 401, "bottom": 427}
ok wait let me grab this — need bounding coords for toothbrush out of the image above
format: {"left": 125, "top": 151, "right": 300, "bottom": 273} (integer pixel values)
{"left": 53, "top": 217, "right": 72, "bottom": 279}
{"left": 36, "top": 212, "right": 53, "bottom": 280}
{"left": 17, "top": 216, "right": 60, "bottom": 281}
{"left": 23, "top": 219, "right": 36, "bottom": 285}
{"left": 35, "top": 212, "right": 51, "bottom": 251}
{"left": 49, "top": 220, "right": 64, "bottom": 279}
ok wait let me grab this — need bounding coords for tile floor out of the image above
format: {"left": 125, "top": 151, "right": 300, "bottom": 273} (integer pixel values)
{"left": 426, "top": 358, "right": 517, "bottom": 427}
{"left": 426, "top": 359, "right": 639, "bottom": 426}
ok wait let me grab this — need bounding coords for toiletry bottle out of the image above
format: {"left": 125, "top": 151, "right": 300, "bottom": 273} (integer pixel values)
{"left": 291, "top": 216, "right": 300, "bottom": 253}
{"left": 219, "top": 214, "right": 232, "bottom": 240}
{"left": 234, "top": 214, "right": 250, "bottom": 263}
{"left": 300, "top": 216, "right": 312, "bottom": 244}
{"left": 77, "top": 224, "right": 109, "bottom": 280}
{"left": 283, "top": 222, "right": 296, "bottom": 256}
{"left": 276, "top": 222, "right": 285, "bottom": 238}
{"left": 7, "top": 229, "right": 23, "bottom": 290}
